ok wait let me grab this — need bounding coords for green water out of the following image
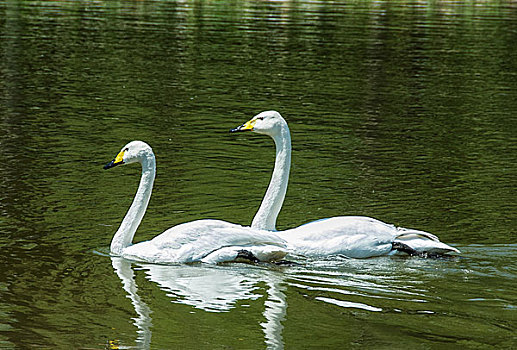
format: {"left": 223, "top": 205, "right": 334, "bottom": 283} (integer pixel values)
{"left": 0, "top": 1, "right": 515, "bottom": 349}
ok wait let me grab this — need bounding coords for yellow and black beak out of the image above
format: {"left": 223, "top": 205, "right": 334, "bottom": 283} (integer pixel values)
{"left": 103, "top": 150, "right": 125, "bottom": 170}
{"left": 230, "top": 119, "right": 257, "bottom": 133}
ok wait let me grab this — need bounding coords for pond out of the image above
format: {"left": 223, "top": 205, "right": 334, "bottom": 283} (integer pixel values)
{"left": 0, "top": 1, "right": 515, "bottom": 349}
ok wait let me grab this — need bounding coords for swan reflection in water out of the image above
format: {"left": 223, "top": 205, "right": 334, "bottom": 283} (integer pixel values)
{"left": 111, "top": 257, "right": 153, "bottom": 349}
{"left": 110, "top": 257, "right": 287, "bottom": 349}
{"left": 110, "top": 256, "right": 433, "bottom": 349}
{"left": 110, "top": 254, "right": 468, "bottom": 349}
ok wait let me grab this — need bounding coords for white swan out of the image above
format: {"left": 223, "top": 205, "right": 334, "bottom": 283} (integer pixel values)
{"left": 230, "top": 111, "right": 460, "bottom": 258}
{"left": 103, "top": 140, "right": 287, "bottom": 264}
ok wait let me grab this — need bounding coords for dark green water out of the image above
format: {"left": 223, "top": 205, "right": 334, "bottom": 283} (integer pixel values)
{"left": 0, "top": 1, "right": 515, "bottom": 349}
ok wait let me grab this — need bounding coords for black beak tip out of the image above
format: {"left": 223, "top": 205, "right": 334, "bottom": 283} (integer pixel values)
{"left": 103, "top": 160, "right": 116, "bottom": 170}
{"left": 230, "top": 124, "right": 251, "bottom": 133}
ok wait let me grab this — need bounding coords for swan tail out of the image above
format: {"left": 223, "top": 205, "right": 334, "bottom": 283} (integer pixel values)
{"left": 393, "top": 229, "right": 460, "bottom": 256}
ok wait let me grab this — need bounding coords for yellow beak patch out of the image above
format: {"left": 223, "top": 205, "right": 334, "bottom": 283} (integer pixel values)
{"left": 114, "top": 150, "right": 125, "bottom": 164}
{"left": 240, "top": 119, "right": 257, "bottom": 131}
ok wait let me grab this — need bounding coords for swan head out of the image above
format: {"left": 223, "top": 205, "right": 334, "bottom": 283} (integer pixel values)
{"left": 230, "top": 110, "right": 287, "bottom": 137}
{"left": 104, "top": 140, "right": 154, "bottom": 170}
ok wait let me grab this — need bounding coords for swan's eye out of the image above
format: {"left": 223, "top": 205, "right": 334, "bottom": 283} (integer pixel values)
{"left": 124, "top": 148, "right": 129, "bottom": 152}
{"left": 256, "top": 116, "right": 264, "bottom": 120}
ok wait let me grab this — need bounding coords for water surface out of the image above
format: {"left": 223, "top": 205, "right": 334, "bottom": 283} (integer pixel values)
{"left": 0, "top": 1, "right": 515, "bottom": 349}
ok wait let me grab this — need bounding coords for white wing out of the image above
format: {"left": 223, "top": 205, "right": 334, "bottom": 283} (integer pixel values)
{"left": 122, "top": 219, "right": 287, "bottom": 263}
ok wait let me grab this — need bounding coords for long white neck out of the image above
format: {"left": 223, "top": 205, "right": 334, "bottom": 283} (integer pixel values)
{"left": 111, "top": 155, "right": 156, "bottom": 255}
{"left": 251, "top": 125, "right": 291, "bottom": 231}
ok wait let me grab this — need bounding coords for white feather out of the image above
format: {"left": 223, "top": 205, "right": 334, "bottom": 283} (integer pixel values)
{"left": 232, "top": 111, "right": 459, "bottom": 258}
{"left": 105, "top": 141, "right": 287, "bottom": 264}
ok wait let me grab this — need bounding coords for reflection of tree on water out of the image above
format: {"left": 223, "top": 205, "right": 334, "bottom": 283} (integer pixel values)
{"left": 110, "top": 257, "right": 287, "bottom": 349}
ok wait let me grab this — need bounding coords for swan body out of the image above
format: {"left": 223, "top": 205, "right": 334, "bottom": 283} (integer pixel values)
{"left": 281, "top": 216, "right": 457, "bottom": 258}
{"left": 231, "top": 111, "right": 459, "bottom": 258}
{"left": 103, "top": 140, "right": 287, "bottom": 264}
